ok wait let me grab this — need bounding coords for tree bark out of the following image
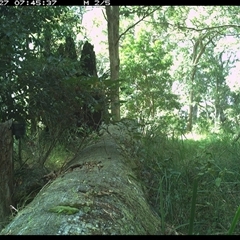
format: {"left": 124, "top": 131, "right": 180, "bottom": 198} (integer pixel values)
{"left": 186, "top": 66, "right": 197, "bottom": 132}
{"left": 106, "top": 6, "right": 120, "bottom": 121}
{"left": 0, "top": 119, "right": 14, "bottom": 230}
{"left": 0, "top": 125, "right": 163, "bottom": 235}
{"left": 186, "top": 32, "right": 218, "bottom": 132}
{"left": 186, "top": 35, "right": 207, "bottom": 132}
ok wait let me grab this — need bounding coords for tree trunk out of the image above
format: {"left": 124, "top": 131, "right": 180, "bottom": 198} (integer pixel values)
{"left": 106, "top": 6, "right": 120, "bottom": 121}
{"left": 186, "top": 61, "right": 198, "bottom": 132}
{"left": 0, "top": 126, "right": 163, "bottom": 235}
{"left": 186, "top": 32, "right": 217, "bottom": 132}
{"left": 0, "top": 119, "right": 14, "bottom": 230}
{"left": 187, "top": 89, "right": 194, "bottom": 132}
{"left": 187, "top": 36, "right": 204, "bottom": 132}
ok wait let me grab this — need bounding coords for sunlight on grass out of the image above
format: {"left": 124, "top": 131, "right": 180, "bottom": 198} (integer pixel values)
{"left": 183, "top": 132, "right": 208, "bottom": 141}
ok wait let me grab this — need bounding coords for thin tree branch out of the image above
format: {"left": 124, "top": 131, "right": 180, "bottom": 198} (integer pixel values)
{"left": 193, "top": 32, "right": 220, "bottom": 66}
{"left": 117, "top": 6, "right": 162, "bottom": 45}
{"left": 102, "top": 8, "right": 107, "bottom": 21}
{"left": 177, "top": 23, "right": 240, "bottom": 32}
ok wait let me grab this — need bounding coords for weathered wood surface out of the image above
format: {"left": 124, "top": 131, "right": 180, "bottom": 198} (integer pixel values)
{"left": 0, "top": 125, "right": 162, "bottom": 235}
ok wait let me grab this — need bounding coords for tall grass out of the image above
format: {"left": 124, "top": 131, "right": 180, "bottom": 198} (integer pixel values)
{"left": 137, "top": 127, "right": 240, "bottom": 235}
{"left": 228, "top": 206, "right": 240, "bottom": 235}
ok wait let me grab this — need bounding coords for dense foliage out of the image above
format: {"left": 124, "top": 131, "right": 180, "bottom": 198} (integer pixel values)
{"left": 2, "top": 6, "right": 240, "bottom": 138}
{"left": 0, "top": 7, "right": 109, "bottom": 138}
{"left": 1, "top": 5, "right": 240, "bottom": 235}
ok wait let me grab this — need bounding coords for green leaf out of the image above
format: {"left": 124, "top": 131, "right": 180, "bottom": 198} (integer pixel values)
{"left": 215, "top": 177, "right": 221, "bottom": 187}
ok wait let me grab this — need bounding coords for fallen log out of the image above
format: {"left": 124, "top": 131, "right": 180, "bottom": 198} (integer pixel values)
{"left": 0, "top": 125, "right": 162, "bottom": 235}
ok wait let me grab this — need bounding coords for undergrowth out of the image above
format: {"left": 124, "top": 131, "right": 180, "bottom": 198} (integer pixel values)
{"left": 138, "top": 127, "right": 240, "bottom": 235}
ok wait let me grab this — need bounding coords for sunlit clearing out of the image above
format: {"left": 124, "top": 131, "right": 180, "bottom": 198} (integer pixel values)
{"left": 226, "top": 61, "right": 240, "bottom": 92}
{"left": 183, "top": 132, "right": 207, "bottom": 141}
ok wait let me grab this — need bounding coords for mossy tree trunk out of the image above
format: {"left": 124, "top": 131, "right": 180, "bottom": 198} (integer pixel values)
{"left": 0, "top": 119, "right": 14, "bottom": 230}
{"left": 0, "top": 126, "right": 163, "bottom": 235}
